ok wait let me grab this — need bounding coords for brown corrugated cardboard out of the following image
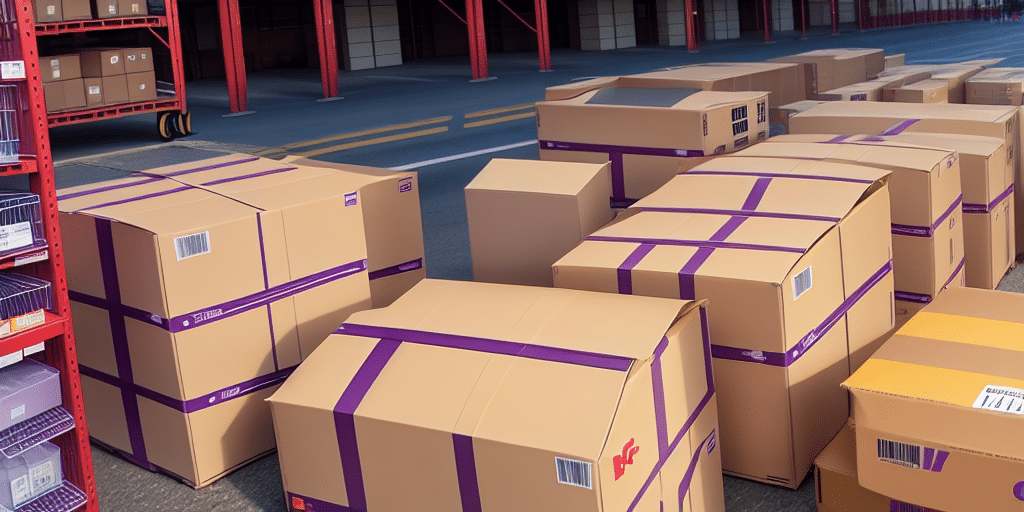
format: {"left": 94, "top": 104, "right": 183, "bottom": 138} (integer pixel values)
{"left": 811, "top": 71, "right": 931, "bottom": 102}
{"left": 892, "top": 79, "right": 949, "bottom": 103}
{"left": 58, "top": 156, "right": 373, "bottom": 487}
{"left": 84, "top": 78, "right": 103, "bottom": 107}
{"left": 843, "top": 287, "right": 1024, "bottom": 512}
{"left": 279, "top": 156, "right": 426, "bottom": 308}
{"left": 768, "top": 49, "right": 885, "bottom": 96}
{"left": 33, "top": 0, "right": 61, "bottom": 22}
{"left": 80, "top": 49, "right": 125, "bottom": 77}
{"left": 788, "top": 101, "right": 1024, "bottom": 254}
{"left": 94, "top": 0, "right": 117, "bottom": 17}
{"left": 126, "top": 71, "right": 156, "bottom": 103}
{"left": 464, "top": 159, "right": 613, "bottom": 287}
{"left": 269, "top": 279, "right": 724, "bottom": 512}
{"left": 118, "top": 0, "right": 146, "bottom": 15}
{"left": 101, "top": 75, "right": 128, "bottom": 105}
{"left": 122, "top": 48, "right": 154, "bottom": 74}
{"left": 771, "top": 100, "right": 826, "bottom": 132}
{"left": 963, "top": 191, "right": 1014, "bottom": 289}
{"left": 43, "top": 79, "right": 86, "bottom": 112}
{"left": 884, "top": 54, "right": 905, "bottom": 69}
{"left": 966, "top": 67, "right": 1024, "bottom": 106}
{"left": 553, "top": 161, "right": 894, "bottom": 488}
{"left": 61, "top": 78, "right": 86, "bottom": 110}
{"left": 42, "top": 82, "right": 64, "bottom": 112}
{"left": 61, "top": 0, "right": 89, "bottom": 19}
{"left": 536, "top": 89, "right": 769, "bottom": 207}
{"left": 42, "top": 55, "right": 81, "bottom": 83}
{"left": 879, "top": 64, "right": 982, "bottom": 103}
{"left": 893, "top": 262, "right": 964, "bottom": 328}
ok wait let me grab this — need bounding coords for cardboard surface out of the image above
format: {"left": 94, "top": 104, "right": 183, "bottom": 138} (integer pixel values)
{"left": 884, "top": 54, "right": 905, "bottom": 69}
{"left": 32, "top": 0, "right": 61, "bottom": 22}
{"left": 879, "top": 64, "right": 982, "bottom": 103}
{"left": 42, "top": 55, "right": 81, "bottom": 83}
{"left": 94, "top": 0, "right": 118, "bottom": 17}
{"left": 101, "top": 75, "right": 128, "bottom": 105}
{"left": 769, "top": 49, "right": 886, "bottom": 95}
{"left": 269, "top": 279, "right": 724, "bottom": 512}
{"left": 43, "top": 81, "right": 63, "bottom": 113}
{"left": 966, "top": 67, "right": 1024, "bottom": 106}
{"left": 844, "top": 287, "right": 1024, "bottom": 512}
{"left": 61, "top": 78, "right": 86, "bottom": 110}
{"left": 964, "top": 191, "right": 1014, "bottom": 289}
{"left": 118, "top": 0, "right": 146, "bottom": 15}
{"left": 123, "top": 48, "right": 154, "bottom": 74}
{"left": 893, "top": 79, "right": 949, "bottom": 103}
{"left": 126, "top": 71, "right": 156, "bottom": 103}
{"left": 80, "top": 49, "right": 125, "bottom": 77}
{"left": 84, "top": 77, "right": 103, "bottom": 107}
{"left": 43, "top": 79, "right": 86, "bottom": 112}
{"left": 465, "top": 159, "right": 613, "bottom": 287}
{"left": 60, "top": 0, "right": 89, "bottom": 19}
{"left": 812, "top": 71, "right": 931, "bottom": 102}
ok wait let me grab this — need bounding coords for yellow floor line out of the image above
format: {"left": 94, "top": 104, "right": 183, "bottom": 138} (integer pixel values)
{"left": 295, "top": 126, "right": 449, "bottom": 158}
{"left": 464, "top": 103, "right": 535, "bottom": 119}
{"left": 463, "top": 111, "right": 536, "bottom": 129}
{"left": 280, "top": 116, "right": 453, "bottom": 151}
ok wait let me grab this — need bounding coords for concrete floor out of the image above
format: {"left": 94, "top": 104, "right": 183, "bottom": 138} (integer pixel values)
{"left": 38, "top": 19, "right": 1024, "bottom": 512}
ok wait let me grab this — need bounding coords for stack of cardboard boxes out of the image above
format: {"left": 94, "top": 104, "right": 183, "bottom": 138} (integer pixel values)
{"left": 33, "top": 0, "right": 147, "bottom": 23}
{"left": 42, "top": 48, "right": 156, "bottom": 112}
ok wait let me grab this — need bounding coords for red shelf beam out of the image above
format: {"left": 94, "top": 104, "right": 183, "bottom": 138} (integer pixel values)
{"left": 47, "top": 98, "right": 182, "bottom": 127}
{"left": 34, "top": 16, "right": 166, "bottom": 35}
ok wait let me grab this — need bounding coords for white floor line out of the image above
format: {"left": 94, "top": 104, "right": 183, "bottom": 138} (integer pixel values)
{"left": 389, "top": 140, "right": 538, "bottom": 171}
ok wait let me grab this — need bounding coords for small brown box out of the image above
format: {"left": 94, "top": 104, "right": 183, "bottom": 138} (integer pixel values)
{"left": 123, "top": 48, "right": 153, "bottom": 74}
{"left": 33, "top": 0, "right": 61, "bottom": 22}
{"left": 61, "top": 0, "right": 90, "bottom": 19}
{"left": 42, "top": 55, "right": 81, "bottom": 83}
{"left": 43, "top": 81, "right": 64, "bottom": 112}
{"left": 84, "top": 78, "right": 103, "bottom": 107}
{"left": 62, "top": 78, "right": 86, "bottom": 110}
{"left": 80, "top": 49, "right": 125, "bottom": 77}
{"left": 117, "top": 0, "right": 146, "bottom": 15}
{"left": 101, "top": 75, "right": 129, "bottom": 105}
{"left": 126, "top": 71, "right": 156, "bottom": 103}
{"left": 93, "top": 0, "right": 117, "bottom": 18}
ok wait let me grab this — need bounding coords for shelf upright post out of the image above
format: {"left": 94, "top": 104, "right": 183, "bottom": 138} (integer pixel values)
{"left": 217, "top": 0, "right": 248, "bottom": 113}
{"left": 313, "top": 0, "right": 339, "bottom": 99}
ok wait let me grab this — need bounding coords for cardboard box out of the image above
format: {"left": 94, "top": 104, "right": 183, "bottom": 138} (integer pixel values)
{"left": 892, "top": 79, "right": 949, "bottom": 103}
{"left": 269, "top": 279, "right": 724, "bottom": 512}
{"left": 126, "top": 71, "right": 156, "bottom": 103}
{"left": 101, "top": 75, "right": 128, "bottom": 105}
{"left": 879, "top": 64, "right": 982, "bottom": 103}
{"left": 42, "top": 82, "right": 63, "bottom": 113}
{"left": 43, "top": 79, "right": 86, "bottom": 112}
{"left": 843, "top": 287, "right": 1024, "bottom": 512}
{"left": 814, "top": 424, "right": 936, "bottom": 512}
{"left": 769, "top": 49, "right": 886, "bottom": 96}
{"left": 0, "top": 359, "right": 61, "bottom": 431}
{"left": 33, "top": 0, "right": 61, "bottom": 22}
{"left": 788, "top": 101, "right": 1024, "bottom": 254}
{"left": 42, "top": 55, "right": 81, "bottom": 83}
{"left": 966, "top": 67, "right": 1024, "bottom": 106}
{"left": 963, "top": 190, "right": 1014, "bottom": 289}
{"left": 58, "top": 156, "right": 373, "bottom": 487}
{"left": 771, "top": 100, "right": 826, "bottom": 132}
{"left": 80, "top": 49, "right": 125, "bottom": 77}
{"left": 61, "top": 0, "right": 90, "bottom": 19}
{"left": 123, "top": 48, "right": 154, "bottom": 74}
{"left": 84, "top": 78, "right": 103, "bottom": 107}
{"left": 464, "top": 159, "right": 613, "bottom": 287}
{"left": 536, "top": 89, "right": 769, "bottom": 207}
{"left": 894, "top": 262, "right": 964, "bottom": 328}
{"left": 884, "top": 54, "right": 905, "bottom": 69}
{"left": 118, "top": 0, "right": 146, "bottom": 15}
{"left": 553, "top": 161, "right": 894, "bottom": 488}
{"left": 94, "top": 0, "right": 118, "bottom": 18}
{"left": 811, "top": 71, "right": 931, "bottom": 102}
{"left": 279, "top": 156, "right": 426, "bottom": 308}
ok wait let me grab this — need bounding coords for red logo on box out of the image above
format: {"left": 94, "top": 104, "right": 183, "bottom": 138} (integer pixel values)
{"left": 291, "top": 496, "right": 306, "bottom": 510}
{"left": 613, "top": 438, "right": 640, "bottom": 480}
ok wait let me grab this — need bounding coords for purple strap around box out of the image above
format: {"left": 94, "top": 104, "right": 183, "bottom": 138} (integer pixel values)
{"left": 880, "top": 119, "right": 921, "bottom": 136}
{"left": 199, "top": 166, "right": 298, "bottom": 187}
{"left": 963, "top": 184, "right": 1014, "bottom": 214}
{"left": 678, "top": 429, "right": 717, "bottom": 511}
{"left": 588, "top": 236, "right": 807, "bottom": 254}
{"left": 368, "top": 258, "right": 424, "bottom": 282}
{"left": 75, "top": 185, "right": 194, "bottom": 212}
{"left": 683, "top": 170, "right": 876, "bottom": 184}
{"left": 711, "top": 259, "right": 893, "bottom": 367}
{"left": 651, "top": 336, "right": 671, "bottom": 459}
{"left": 538, "top": 139, "right": 705, "bottom": 205}
{"left": 255, "top": 215, "right": 279, "bottom": 371}
{"left": 899, "top": 256, "right": 969, "bottom": 303}
{"left": 453, "top": 433, "right": 483, "bottom": 512}
{"left": 635, "top": 206, "right": 842, "bottom": 223}
{"left": 617, "top": 244, "right": 656, "bottom": 295}
{"left": 57, "top": 157, "right": 259, "bottom": 201}
{"left": 891, "top": 195, "right": 963, "bottom": 238}
{"left": 825, "top": 134, "right": 855, "bottom": 144}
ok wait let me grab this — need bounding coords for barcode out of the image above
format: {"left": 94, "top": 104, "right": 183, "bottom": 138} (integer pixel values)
{"left": 732, "top": 106, "right": 748, "bottom": 121}
{"left": 555, "top": 457, "right": 592, "bottom": 489}
{"left": 877, "top": 438, "right": 921, "bottom": 469}
{"left": 174, "top": 232, "right": 211, "bottom": 261}
{"left": 973, "top": 385, "right": 1024, "bottom": 415}
{"left": 792, "top": 266, "right": 813, "bottom": 300}
{"left": 732, "top": 120, "right": 749, "bottom": 135}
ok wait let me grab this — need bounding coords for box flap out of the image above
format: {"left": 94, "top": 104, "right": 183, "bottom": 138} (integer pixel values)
{"left": 548, "top": 89, "right": 766, "bottom": 110}
{"left": 745, "top": 140, "right": 950, "bottom": 173}
{"left": 466, "top": 158, "right": 608, "bottom": 196}
{"left": 814, "top": 422, "right": 857, "bottom": 477}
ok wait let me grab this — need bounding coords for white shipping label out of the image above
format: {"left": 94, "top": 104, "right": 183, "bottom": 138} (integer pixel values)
{"left": 0, "top": 222, "right": 34, "bottom": 252}
{"left": 88, "top": 86, "right": 100, "bottom": 95}
{"left": 792, "top": 266, "right": 813, "bottom": 300}
{"left": 10, "top": 404, "right": 24, "bottom": 421}
{"left": 139, "top": 83, "right": 146, "bottom": 90}
{"left": 46, "top": 5, "right": 54, "bottom": 14}
{"left": 554, "top": 457, "right": 593, "bottom": 489}
{"left": 110, "top": 55, "right": 119, "bottom": 64}
{"left": 107, "top": 4, "right": 115, "bottom": 13}
{"left": 9, "top": 475, "right": 29, "bottom": 506}
{"left": 141, "top": 53, "right": 148, "bottom": 60}
{"left": 14, "top": 311, "right": 44, "bottom": 330}
{"left": 174, "top": 231, "right": 211, "bottom": 261}
{"left": 29, "top": 461, "right": 57, "bottom": 495}
{"left": 51, "top": 69, "right": 59, "bottom": 79}
{"left": 973, "top": 385, "right": 1024, "bottom": 415}
{"left": 0, "top": 61, "right": 25, "bottom": 80}
{"left": 127, "top": 55, "right": 136, "bottom": 61}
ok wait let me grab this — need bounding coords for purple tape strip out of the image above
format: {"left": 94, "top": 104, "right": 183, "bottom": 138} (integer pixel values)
{"left": 824, "top": 134, "right": 855, "bottom": 144}
{"left": 618, "top": 244, "right": 656, "bottom": 294}
{"left": 368, "top": 258, "right": 424, "bottom": 281}
{"left": 651, "top": 336, "right": 670, "bottom": 459}
{"left": 76, "top": 185, "right": 193, "bottom": 212}
{"left": 334, "top": 339, "right": 402, "bottom": 512}
{"left": 678, "top": 248, "right": 714, "bottom": 301}
{"left": 677, "top": 430, "right": 717, "bottom": 511}
{"left": 255, "top": 215, "right": 278, "bottom": 371}
{"left": 944, "top": 257, "right": 966, "bottom": 289}
{"left": 95, "top": 219, "right": 148, "bottom": 464}
{"left": 58, "top": 157, "right": 260, "bottom": 202}
{"left": 894, "top": 291, "right": 932, "bottom": 304}
{"left": 963, "top": 184, "right": 1014, "bottom": 214}
{"left": 286, "top": 493, "right": 355, "bottom": 512}
{"left": 453, "top": 434, "right": 483, "bottom": 512}
{"left": 635, "top": 206, "right": 842, "bottom": 223}
{"left": 164, "top": 156, "right": 261, "bottom": 177}
{"left": 587, "top": 235, "right": 806, "bottom": 254}
{"left": 335, "top": 324, "right": 634, "bottom": 372}
{"left": 742, "top": 177, "right": 772, "bottom": 210}
{"left": 683, "top": 170, "right": 875, "bottom": 184}
{"left": 880, "top": 119, "right": 921, "bottom": 136}
{"left": 610, "top": 152, "right": 626, "bottom": 202}
{"left": 712, "top": 259, "right": 894, "bottom": 367}
{"left": 199, "top": 166, "right": 299, "bottom": 187}
{"left": 891, "top": 195, "right": 963, "bottom": 238}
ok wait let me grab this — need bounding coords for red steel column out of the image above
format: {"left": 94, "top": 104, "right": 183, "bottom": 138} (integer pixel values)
{"left": 832, "top": 0, "right": 840, "bottom": 32}
{"left": 466, "top": 0, "right": 488, "bottom": 79}
{"left": 764, "top": 0, "right": 773, "bottom": 41}
{"left": 313, "top": 0, "right": 340, "bottom": 98}
{"left": 685, "top": 0, "right": 699, "bottom": 49}
{"left": 217, "top": 0, "right": 247, "bottom": 113}
{"left": 802, "top": 0, "right": 809, "bottom": 35}
{"left": 535, "top": 0, "right": 551, "bottom": 70}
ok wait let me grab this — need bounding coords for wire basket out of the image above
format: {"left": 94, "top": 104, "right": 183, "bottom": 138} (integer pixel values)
{"left": 0, "top": 273, "right": 51, "bottom": 320}
{"left": 0, "top": 85, "right": 19, "bottom": 165}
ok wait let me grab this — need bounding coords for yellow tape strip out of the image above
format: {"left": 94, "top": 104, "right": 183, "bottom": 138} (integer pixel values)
{"left": 844, "top": 359, "right": 1024, "bottom": 409}
{"left": 899, "top": 312, "right": 1024, "bottom": 353}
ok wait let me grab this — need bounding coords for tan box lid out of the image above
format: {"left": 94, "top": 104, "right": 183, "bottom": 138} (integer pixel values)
{"left": 815, "top": 423, "right": 858, "bottom": 478}
{"left": 813, "top": 71, "right": 932, "bottom": 101}
{"left": 793, "top": 98, "right": 1017, "bottom": 122}
{"left": 465, "top": 158, "right": 610, "bottom": 196}
{"left": 967, "top": 67, "right": 1024, "bottom": 84}
{"left": 549, "top": 87, "right": 767, "bottom": 111}
{"left": 270, "top": 279, "right": 716, "bottom": 512}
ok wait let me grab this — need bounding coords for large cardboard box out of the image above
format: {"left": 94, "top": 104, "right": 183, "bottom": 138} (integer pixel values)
{"left": 464, "top": 159, "right": 613, "bottom": 287}
{"left": 811, "top": 71, "right": 931, "bottom": 102}
{"left": 61, "top": 0, "right": 90, "bottom": 19}
{"left": 814, "top": 424, "right": 936, "bottom": 512}
{"left": 123, "top": 48, "right": 154, "bottom": 74}
{"left": 966, "top": 67, "right": 1024, "bottom": 106}
{"left": 771, "top": 100, "right": 826, "bottom": 132}
{"left": 126, "top": 71, "right": 156, "bottom": 103}
{"left": 42, "top": 55, "right": 81, "bottom": 83}
{"left": 537, "top": 89, "right": 769, "bottom": 207}
{"left": 280, "top": 156, "right": 426, "bottom": 308}
{"left": 118, "top": 0, "right": 146, "bottom": 15}
{"left": 553, "top": 162, "right": 894, "bottom": 488}
{"left": 788, "top": 101, "right": 1024, "bottom": 254}
{"left": 94, "top": 0, "right": 118, "bottom": 18}
{"left": 101, "top": 75, "right": 129, "bottom": 105}
{"left": 80, "top": 49, "right": 125, "bottom": 77}
{"left": 884, "top": 54, "right": 905, "bottom": 69}
{"left": 769, "top": 49, "right": 886, "bottom": 96}
{"left": 42, "top": 81, "right": 64, "bottom": 112}
{"left": 33, "top": 0, "right": 61, "bottom": 22}
{"left": 43, "top": 79, "right": 86, "bottom": 112}
{"left": 269, "top": 279, "right": 724, "bottom": 512}
{"left": 58, "top": 156, "right": 373, "bottom": 487}
{"left": 892, "top": 79, "right": 949, "bottom": 104}
{"left": 843, "top": 287, "right": 1024, "bottom": 512}
{"left": 84, "top": 78, "right": 103, "bottom": 107}
{"left": 879, "top": 64, "right": 982, "bottom": 103}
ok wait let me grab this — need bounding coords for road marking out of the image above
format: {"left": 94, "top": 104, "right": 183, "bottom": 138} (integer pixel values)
{"left": 279, "top": 116, "right": 453, "bottom": 151}
{"left": 390, "top": 140, "right": 538, "bottom": 171}
{"left": 463, "top": 111, "right": 536, "bottom": 129}
{"left": 295, "top": 126, "right": 449, "bottom": 158}
{"left": 465, "top": 103, "right": 535, "bottom": 119}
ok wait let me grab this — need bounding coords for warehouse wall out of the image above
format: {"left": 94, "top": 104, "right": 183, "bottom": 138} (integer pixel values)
{"left": 577, "top": 0, "right": 636, "bottom": 50}
{"left": 657, "top": 0, "right": 688, "bottom": 45}
{"left": 703, "top": 0, "right": 739, "bottom": 40}
{"left": 772, "top": 0, "right": 795, "bottom": 30}
{"left": 341, "top": 0, "right": 403, "bottom": 71}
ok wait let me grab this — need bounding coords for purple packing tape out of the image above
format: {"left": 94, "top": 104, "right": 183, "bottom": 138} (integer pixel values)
{"left": 683, "top": 170, "right": 875, "bottom": 184}
{"left": 635, "top": 206, "right": 842, "bottom": 223}
{"left": 678, "top": 429, "right": 717, "bottom": 511}
{"left": 57, "top": 157, "right": 260, "bottom": 201}
{"left": 712, "top": 259, "right": 894, "bottom": 367}
{"left": 742, "top": 177, "right": 772, "bottom": 210}
{"left": 891, "top": 195, "right": 963, "bottom": 238}
{"left": 255, "top": 215, "right": 278, "bottom": 372}
{"left": 963, "top": 184, "right": 1014, "bottom": 214}
{"left": 895, "top": 291, "right": 933, "bottom": 304}
{"left": 453, "top": 434, "right": 483, "bottom": 512}
{"left": 76, "top": 185, "right": 193, "bottom": 212}
{"left": 617, "top": 244, "right": 656, "bottom": 294}
{"left": 368, "top": 258, "right": 424, "bottom": 282}
{"left": 880, "top": 119, "right": 921, "bottom": 136}
{"left": 199, "top": 166, "right": 298, "bottom": 187}
{"left": 825, "top": 134, "right": 855, "bottom": 144}
{"left": 944, "top": 257, "right": 966, "bottom": 289}
{"left": 651, "top": 336, "right": 671, "bottom": 459}
{"left": 588, "top": 236, "right": 807, "bottom": 254}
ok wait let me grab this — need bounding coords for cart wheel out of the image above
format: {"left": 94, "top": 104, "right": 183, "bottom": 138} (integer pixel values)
{"left": 176, "top": 112, "right": 193, "bottom": 136}
{"left": 157, "top": 112, "right": 175, "bottom": 142}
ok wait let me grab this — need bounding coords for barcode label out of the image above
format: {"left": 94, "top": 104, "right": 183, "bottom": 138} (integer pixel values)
{"left": 792, "top": 266, "right": 812, "bottom": 300}
{"left": 0, "top": 61, "right": 21, "bottom": 80}
{"left": 555, "top": 457, "right": 592, "bottom": 489}
{"left": 973, "top": 385, "right": 1024, "bottom": 415}
{"left": 174, "top": 232, "right": 211, "bottom": 261}
{"left": 877, "top": 438, "right": 921, "bottom": 469}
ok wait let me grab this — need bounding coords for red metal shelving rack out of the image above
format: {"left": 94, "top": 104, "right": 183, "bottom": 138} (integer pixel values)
{"left": 0, "top": 0, "right": 99, "bottom": 509}
{"left": 33, "top": 0, "right": 189, "bottom": 138}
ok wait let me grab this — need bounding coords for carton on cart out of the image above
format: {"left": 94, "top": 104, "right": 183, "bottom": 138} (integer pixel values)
{"left": 553, "top": 163, "right": 893, "bottom": 488}
{"left": 536, "top": 88, "right": 769, "bottom": 207}
{"left": 465, "top": 159, "right": 613, "bottom": 287}
{"left": 57, "top": 158, "right": 372, "bottom": 487}
{"left": 32, "top": 0, "right": 60, "bottom": 22}
{"left": 843, "top": 287, "right": 1024, "bottom": 512}
{"left": 126, "top": 71, "right": 156, "bottom": 103}
{"left": 60, "top": 0, "right": 89, "bottom": 19}
{"left": 269, "top": 279, "right": 724, "bottom": 512}
{"left": 966, "top": 67, "right": 1024, "bottom": 106}
{"left": 41, "top": 55, "right": 81, "bottom": 84}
